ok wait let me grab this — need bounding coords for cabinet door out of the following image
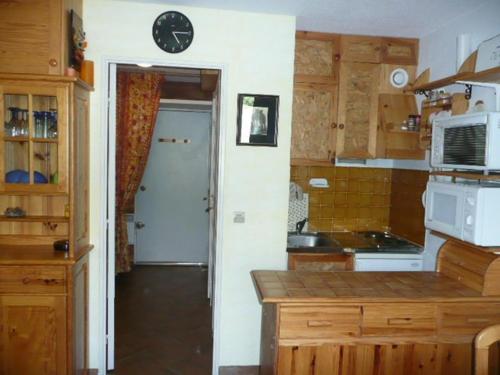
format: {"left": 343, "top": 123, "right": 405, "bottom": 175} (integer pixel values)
{"left": 337, "top": 62, "right": 381, "bottom": 159}
{"left": 381, "top": 37, "right": 419, "bottom": 65}
{"left": 0, "top": 295, "right": 67, "bottom": 375}
{"left": 0, "top": 0, "right": 64, "bottom": 75}
{"left": 0, "top": 83, "right": 69, "bottom": 194}
{"left": 73, "top": 254, "right": 89, "bottom": 373}
{"left": 340, "top": 35, "right": 382, "bottom": 63}
{"left": 295, "top": 32, "right": 340, "bottom": 84}
{"left": 291, "top": 83, "right": 337, "bottom": 165}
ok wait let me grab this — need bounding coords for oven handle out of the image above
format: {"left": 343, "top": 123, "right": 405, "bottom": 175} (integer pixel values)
{"left": 421, "top": 190, "right": 427, "bottom": 209}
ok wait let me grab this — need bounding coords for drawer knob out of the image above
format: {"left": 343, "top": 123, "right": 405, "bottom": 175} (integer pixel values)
{"left": 49, "top": 58, "right": 58, "bottom": 67}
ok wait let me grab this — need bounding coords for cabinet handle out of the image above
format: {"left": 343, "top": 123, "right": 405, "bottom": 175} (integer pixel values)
{"left": 49, "top": 58, "right": 58, "bottom": 67}
{"left": 339, "top": 123, "right": 345, "bottom": 129}
{"left": 466, "top": 318, "right": 491, "bottom": 324}
{"left": 307, "top": 320, "right": 333, "bottom": 327}
{"left": 327, "top": 150, "right": 331, "bottom": 160}
{"left": 387, "top": 317, "right": 412, "bottom": 325}
{"left": 331, "top": 122, "right": 337, "bottom": 129}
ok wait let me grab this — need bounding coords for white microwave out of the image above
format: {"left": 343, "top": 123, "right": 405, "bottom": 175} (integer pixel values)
{"left": 431, "top": 112, "right": 500, "bottom": 170}
{"left": 424, "top": 180, "right": 500, "bottom": 246}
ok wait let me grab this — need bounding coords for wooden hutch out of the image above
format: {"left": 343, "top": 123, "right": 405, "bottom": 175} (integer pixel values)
{"left": 0, "top": 0, "right": 93, "bottom": 374}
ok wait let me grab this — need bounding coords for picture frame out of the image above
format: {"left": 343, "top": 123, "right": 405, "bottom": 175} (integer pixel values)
{"left": 236, "top": 94, "right": 279, "bottom": 147}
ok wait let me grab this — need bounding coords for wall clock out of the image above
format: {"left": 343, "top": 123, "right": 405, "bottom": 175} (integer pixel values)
{"left": 152, "top": 11, "right": 194, "bottom": 53}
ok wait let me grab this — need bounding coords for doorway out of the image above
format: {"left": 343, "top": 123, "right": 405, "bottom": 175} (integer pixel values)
{"left": 135, "top": 103, "right": 211, "bottom": 264}
{"left": 107, "top": 64, "right": 222, "bottom": 373}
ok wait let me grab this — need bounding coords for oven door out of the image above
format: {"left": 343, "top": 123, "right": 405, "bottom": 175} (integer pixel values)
{"left": 424, "top": 182, "right": 464, "bottom": 239}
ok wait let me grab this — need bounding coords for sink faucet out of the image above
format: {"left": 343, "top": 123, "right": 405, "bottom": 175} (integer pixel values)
{"left": 296, "top": 218, "right": 308, "bottom": 234}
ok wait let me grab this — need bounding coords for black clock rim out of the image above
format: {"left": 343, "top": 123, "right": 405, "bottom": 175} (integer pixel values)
{"left": 152, "top": 10, "right": 194, "bottom": 54}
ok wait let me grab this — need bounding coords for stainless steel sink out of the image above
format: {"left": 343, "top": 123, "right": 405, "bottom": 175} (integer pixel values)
{"left": 287, "top": 232, "right": 339, "bottom": 248}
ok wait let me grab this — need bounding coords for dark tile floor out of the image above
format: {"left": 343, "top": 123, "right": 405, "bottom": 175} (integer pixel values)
{"left": 111, "top": 266, "right": 213, "bottom": 375}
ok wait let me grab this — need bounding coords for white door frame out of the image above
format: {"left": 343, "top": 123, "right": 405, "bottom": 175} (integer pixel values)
{"left": 98, "top": 57, "right": 227, "bottom": 374}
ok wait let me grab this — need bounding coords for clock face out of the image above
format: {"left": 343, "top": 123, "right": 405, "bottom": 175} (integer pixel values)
{"left": 152, "top": 11, "right": 194, "bottom": 53}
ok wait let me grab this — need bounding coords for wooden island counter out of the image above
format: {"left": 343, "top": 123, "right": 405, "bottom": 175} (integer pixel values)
{"left": 252, "top": 240, "right": 500, "bottom": 374}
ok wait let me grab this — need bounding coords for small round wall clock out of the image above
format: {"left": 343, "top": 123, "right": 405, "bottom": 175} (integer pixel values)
{"left": 152, "top": 11, "right": 194, "bottom": 53}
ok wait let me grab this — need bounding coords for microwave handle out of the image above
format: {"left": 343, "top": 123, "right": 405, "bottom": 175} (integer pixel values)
{"left": 421, "top": 190, "right": 427, "bottom": 209}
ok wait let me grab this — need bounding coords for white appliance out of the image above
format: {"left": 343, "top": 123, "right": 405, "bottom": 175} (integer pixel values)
{"left": 425, "top": 180, "right": 500, "bottom": 246}
{"left": 431, "top": 112, "right": 500, "bottom": 171}
{"left": 355, "top": 253, "right": 423, "bottom": 271}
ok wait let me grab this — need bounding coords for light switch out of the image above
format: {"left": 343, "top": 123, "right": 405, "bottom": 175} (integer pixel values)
{"left": 233, "top": 211, "right": 245, "bottom": 223}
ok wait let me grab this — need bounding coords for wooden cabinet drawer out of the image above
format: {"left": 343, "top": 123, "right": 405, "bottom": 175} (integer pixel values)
{"left": 439, "top": 303, "right": 500, "bottom": 336}
{"left": 0, "top": 266, "right": 66, "bottom": 294}
{"left": 362, "top": 304, "right": 437, "bottom": 336}
{"left": 279, "top": 305, "right": 361, "bottom": 339}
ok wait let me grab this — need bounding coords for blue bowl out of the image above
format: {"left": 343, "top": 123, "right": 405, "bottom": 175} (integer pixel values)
{"left": 6, "top": 170, "right": 48, "bottom": 184}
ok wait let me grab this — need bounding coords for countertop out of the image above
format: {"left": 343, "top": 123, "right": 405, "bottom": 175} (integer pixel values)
{"left": 286, "top": 231, "right": 422, "bottom": 254}
{"left": 251, "top": 270, "right": 498, "bottom": 304}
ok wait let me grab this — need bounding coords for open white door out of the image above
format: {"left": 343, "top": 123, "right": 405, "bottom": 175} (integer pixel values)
{"left": 106, "top": 62, "right": 117, "bottom": 371}
{"left": 208, "top": 73, "right": 220, "bottom": 312}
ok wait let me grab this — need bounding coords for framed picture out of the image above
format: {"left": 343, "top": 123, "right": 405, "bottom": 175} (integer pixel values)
{"left": 236, "top": 94, "right": 279, "bottom": 146}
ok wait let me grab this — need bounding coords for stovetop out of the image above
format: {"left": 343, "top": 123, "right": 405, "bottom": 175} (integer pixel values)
{"left": 353, "top": 231, "right": 422, "bottom": 254}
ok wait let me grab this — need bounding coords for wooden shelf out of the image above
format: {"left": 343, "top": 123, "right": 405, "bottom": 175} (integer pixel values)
{"left": 4, "top": 136, "right": 29, "bottom": 142}
{"left": 0, "top": 215, "right": 68, "bottom": 222}
{"left": 430, "top": 171, "right": 500, "bottom": 181}
{"left": 32, "top": 138, "right": 58, "bottom": 143}
{"left": 408, "top": 66, "right": 500, "bottom": 93}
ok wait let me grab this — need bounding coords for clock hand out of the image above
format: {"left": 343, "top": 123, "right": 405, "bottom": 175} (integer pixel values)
{"left": 173, "top": 31, "right": 190, "bottom": 34}
{"left": 172, "top": 31, "right": 180, "bottom": 44}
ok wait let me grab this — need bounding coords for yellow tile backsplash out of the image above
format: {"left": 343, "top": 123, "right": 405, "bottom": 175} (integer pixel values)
{"left": 290, "top": 166, "right": 392, "bottom": 232}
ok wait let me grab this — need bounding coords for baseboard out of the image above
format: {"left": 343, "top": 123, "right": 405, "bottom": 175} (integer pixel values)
{"left": 219, "top": 365, "right": 260, "bottom": 375}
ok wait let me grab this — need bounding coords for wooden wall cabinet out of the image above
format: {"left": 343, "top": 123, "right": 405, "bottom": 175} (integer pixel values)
{"left": 336, "top": 62, "right": 381, "bottom": 159}
{"left": 292, "top": 32, "right": 340, "bottom": 166}
{"left": 0, "top": 0, "right": 83, "bottom": 76}
{"left": 291, "top": 32, "right": 420, "bottom": 164}
{"left": 0, "top": 74, "right": 92, "bottom": 375}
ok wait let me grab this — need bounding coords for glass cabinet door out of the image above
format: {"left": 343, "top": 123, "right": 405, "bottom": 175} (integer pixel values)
{"left": 1, "top": 87, "right": 65, "bottom": 192}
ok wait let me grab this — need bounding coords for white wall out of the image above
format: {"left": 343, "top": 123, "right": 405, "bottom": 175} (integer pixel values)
{"left": 83, "top": 0, "right": 295, "bottom": 372}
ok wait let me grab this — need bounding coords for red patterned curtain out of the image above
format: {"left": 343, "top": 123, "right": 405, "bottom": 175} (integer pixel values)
{"left": 116, "top": 71, "right": 163, "bottom": 273}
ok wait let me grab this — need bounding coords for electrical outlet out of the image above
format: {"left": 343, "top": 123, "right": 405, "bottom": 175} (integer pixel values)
{"left": 233, "top": 211, "right": 245, "bottom": 223}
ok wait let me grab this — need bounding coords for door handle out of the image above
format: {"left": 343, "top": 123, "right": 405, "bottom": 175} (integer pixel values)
{"left": 140, "top": 185, "right": 146, "bottom": 191}
{"left": 135, "top": 221, "right": 145, "bottom": 229}
{"left": 205, "top": 207, "right": 213, "bottom": 213}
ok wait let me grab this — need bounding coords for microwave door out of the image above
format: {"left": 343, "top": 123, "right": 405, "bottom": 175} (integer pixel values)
{"left": 425, "top": 186, "right": 464, "bottom": 238}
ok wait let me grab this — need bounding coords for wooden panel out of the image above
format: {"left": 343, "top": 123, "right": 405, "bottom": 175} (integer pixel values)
{"left": 287, "top": 253, "right": 354, "bottom": 271}
{"left": 362, "top": 304, "right": 437, "bottom": 336}
{"left": 71, "top": 85, "right": 90, "bottom": 258}
{"left": 0, "top": 295, "right": 67, "bottom": 375}
{"left": 437, "top": 240, "right": 500, "bottom": 295}
{"left": 275, "top": 343, "right": 472, "bottom": 375}
{"left": 0, "top": 221, "right": 68, "bottom": 236}
{"left": 381, "top": 37, "right": 419, "bottom": 65}
{"left": 337, "top": 62, "right": 380, "bottom": 158}
{"left": 340, "top": 35, "right": 382, "bottom": 63}
{"left": 439, "top": 303, "right": 500, "bottom": 337}
{"left": 291, "top": 83, "right": 336, "bottom": 162}
{"left": 260, "top": 304, "right": 278, "bottom": 375}
{"left": 0, "top": 0, "right": 63, "bottom": 75}
{"left": 295, "top": 31, "right": 340, "bottom": 84}
{"left": 73, "top": 254, "right": 89, "bottom": 373}
{"left": 389, "top": 169, "right": 428, "bottom": 245}
{"left": 279, "top": 305, "right": 361, "bottom": 339}
{"left": 0, "top": 265, "right": 66, "bottom": 294}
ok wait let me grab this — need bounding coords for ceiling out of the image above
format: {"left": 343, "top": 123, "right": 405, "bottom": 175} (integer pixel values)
{"left": 130, "top": 0, "right": 486, "bottom": 37}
